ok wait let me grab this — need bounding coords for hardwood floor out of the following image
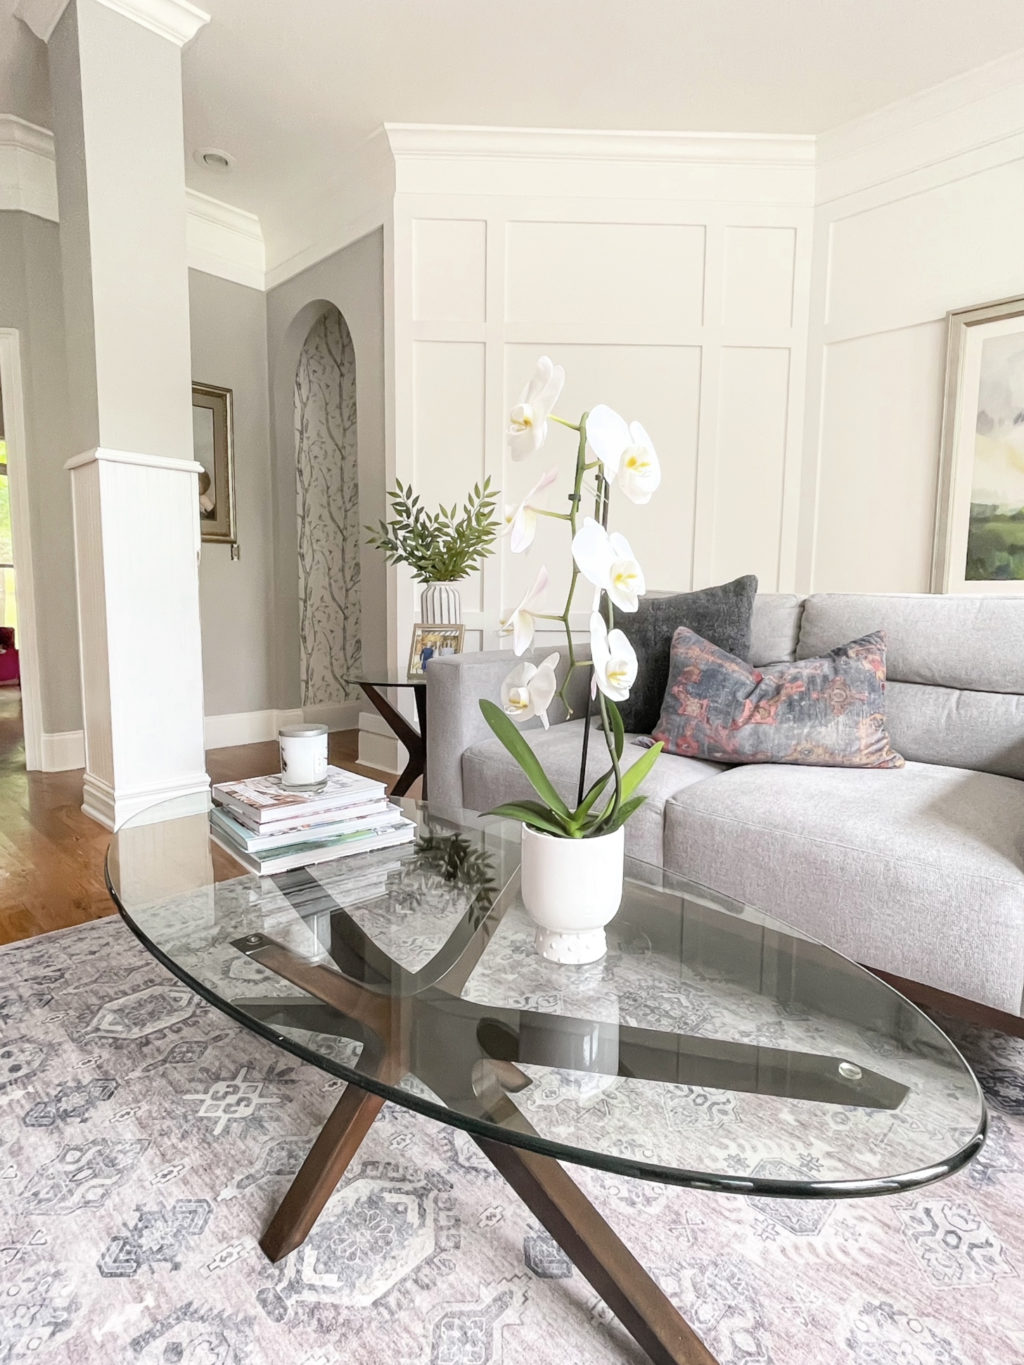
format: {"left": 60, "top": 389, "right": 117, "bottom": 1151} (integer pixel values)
{"left": 0, "top": 686, "right": 410, "bottom": 947}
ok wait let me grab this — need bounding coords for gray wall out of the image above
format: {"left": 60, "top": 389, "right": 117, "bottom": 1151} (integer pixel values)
{"left": 0, "top": 210, "right": 82, "bottom": 735}
{"left": 189, "top": 269, "right": 276, "bottom": 718}
{"left": 266, "top": 228, "right": 387, "bottom": 710}
{"left": 0, "top": 220, "right": 384, "bottom": 739}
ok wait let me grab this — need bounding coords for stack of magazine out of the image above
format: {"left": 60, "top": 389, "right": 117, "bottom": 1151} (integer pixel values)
{"left": 209, "top": 766, "right": 416, "bottom": 875}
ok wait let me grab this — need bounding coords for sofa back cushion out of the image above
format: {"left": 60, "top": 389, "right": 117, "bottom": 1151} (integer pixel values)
{"left": 750, "top": 594, "right": 803, "bottom": 665}
{"left": 797, "top": 593, "right": 1024, "bottom": 780}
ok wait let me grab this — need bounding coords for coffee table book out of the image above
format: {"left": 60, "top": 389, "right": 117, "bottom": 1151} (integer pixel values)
{"left": 209, "top": 818, "right": 416, "bottom": 876}
{"left": 212, "top": 766, "right": 387, "bottom": 828}
{"left": 210, "top": 802, "right": 405, "bottom": 854}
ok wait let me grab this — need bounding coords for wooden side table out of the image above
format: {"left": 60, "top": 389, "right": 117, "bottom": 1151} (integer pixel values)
{"left": 349, "top": 677, "right": 427, "bottom": 798}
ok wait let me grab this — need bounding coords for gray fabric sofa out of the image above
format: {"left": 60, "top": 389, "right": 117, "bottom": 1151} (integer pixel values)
{"left": 426, "top": 593, "right": 1024, "bottom": 1018}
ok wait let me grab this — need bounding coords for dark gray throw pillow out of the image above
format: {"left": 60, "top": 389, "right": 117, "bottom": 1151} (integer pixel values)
{"left": 616, "top": 575, "right": 758, "bottom": 734}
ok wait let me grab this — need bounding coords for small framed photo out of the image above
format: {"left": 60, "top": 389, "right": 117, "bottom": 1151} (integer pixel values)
{"left": 408, "top": 623, "right": 465, "bottom": 678}
{"left": 192, "top": 381, "right": 236, "bottom": 545}
{"left": 933, "top": 296, "right": 1024, "bottom": 592}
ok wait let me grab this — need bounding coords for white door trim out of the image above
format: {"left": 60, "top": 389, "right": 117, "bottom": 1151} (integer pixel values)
{"left": 0, "top": 328, "right": 44, "bottom": 771}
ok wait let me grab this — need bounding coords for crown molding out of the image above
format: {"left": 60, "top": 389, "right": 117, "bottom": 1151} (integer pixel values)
{"left": 15, "top": 0, "right": 208, "bottom": 45}
{"left": 817, "top": 45, "right": 1024, "bottom": 202}
{"left": 184, "top": 187, "right": 265, "bottom": 288}
{"left": 262, "top": 126, "right": 394, "bottom": 288}
{"left": 13, "top": 0, "right": 68, "bottom": 43}
{"left": 383, "top": 123, "right": 816, "bottom": 167}
{"left": 0, "top": 116, "right": 265, "bottom": 286}
{"left": 94, "top": 0, "right": 209, "bottom": 46}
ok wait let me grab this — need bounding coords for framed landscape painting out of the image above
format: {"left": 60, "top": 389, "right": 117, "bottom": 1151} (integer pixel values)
{"left": 933, "top": 296, "right": 1024, "bottom": 593}
{"left": 192, "top": 381, "right": 236, "bottom": 545}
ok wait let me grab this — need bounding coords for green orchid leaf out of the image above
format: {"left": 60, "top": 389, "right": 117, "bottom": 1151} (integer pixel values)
{"left": 607, "top": 698, "right": 625, "bottom": 761}
{"left": 618, "top": 741, "right": 664, "bottom": 802}
{"left": 593, "top": 793, "right": 647, "bottom": 834}
{"left": 479, "top": 700, "right": 572, "bottom": 820}
{"left": 568, "top": 769, "right": 612, "bottom": 828}
{"left": 485, "top": 801, "right": 576, "bottom": 838}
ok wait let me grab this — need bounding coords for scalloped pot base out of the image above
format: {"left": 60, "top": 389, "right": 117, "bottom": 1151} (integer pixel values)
{"left": 520, "top": 822, "right": 625, "bottom": 965}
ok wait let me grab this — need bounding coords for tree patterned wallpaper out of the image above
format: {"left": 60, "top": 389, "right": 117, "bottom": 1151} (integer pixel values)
{"left": 294, "top": 307, "right": 362, "bottom": 706}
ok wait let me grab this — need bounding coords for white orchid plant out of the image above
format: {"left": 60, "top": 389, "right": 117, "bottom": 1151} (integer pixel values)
{"left": 479, "top": 357, "right": 664, "bottom": 840}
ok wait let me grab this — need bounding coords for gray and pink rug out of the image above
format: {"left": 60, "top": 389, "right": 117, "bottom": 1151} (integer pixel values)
{"left": 1, "top": 916, "right": 1023, "bottom": 1364}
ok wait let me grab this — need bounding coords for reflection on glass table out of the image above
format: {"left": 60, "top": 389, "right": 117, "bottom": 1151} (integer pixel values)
{"left": 107, "top": 795, "right": 985, "bottom": 1365}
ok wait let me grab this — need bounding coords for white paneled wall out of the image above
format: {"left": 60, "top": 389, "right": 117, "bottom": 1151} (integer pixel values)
{"left": 802, "top": 55, "right": 1024, "bottom": 592}
{"left": 389, "top": 138, "right": 814, "bottom": 663}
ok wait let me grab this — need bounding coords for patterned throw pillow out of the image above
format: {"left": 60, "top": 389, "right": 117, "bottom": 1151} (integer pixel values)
{"left": 652, "top": 628, "right": 905, "bottom": 768}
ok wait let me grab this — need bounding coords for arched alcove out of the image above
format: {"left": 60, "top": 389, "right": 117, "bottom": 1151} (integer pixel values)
{"left": 294, "top": 305, "right": 362, "bottom": 705}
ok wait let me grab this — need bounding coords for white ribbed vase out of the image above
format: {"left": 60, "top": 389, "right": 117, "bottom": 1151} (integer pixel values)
{"left": 419, "top": 580, "right": 462, "bottom": 625}
{"left": 520, "top": 823, "right": 625, "bottom": 964}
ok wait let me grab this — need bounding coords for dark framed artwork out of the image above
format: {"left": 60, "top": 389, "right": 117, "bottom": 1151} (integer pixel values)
{"left": 192, "top": 381, "right": 236, "bottom": 544}
{"left": 933, "top": 296, "right": 1024, "bottom": 592}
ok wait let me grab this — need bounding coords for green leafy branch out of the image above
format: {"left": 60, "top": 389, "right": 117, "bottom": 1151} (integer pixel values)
{"left": 365, "top": 478, "right": 499, "bottom": 583}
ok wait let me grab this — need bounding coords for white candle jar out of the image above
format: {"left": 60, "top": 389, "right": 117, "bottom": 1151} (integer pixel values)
{"left": 279, "top": 723, "right": 328, "bottom": 790}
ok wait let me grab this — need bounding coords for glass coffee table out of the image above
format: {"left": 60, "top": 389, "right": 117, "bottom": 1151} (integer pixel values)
{"left": 106, "top": 796, "right": 985, "bottom": 1365}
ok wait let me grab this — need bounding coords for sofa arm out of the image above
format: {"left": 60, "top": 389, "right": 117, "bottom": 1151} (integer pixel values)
{"left": 426, "top": 644, "right": 590, "bottom": 816}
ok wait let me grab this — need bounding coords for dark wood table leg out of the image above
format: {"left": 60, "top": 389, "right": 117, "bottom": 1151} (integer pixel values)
{"left": 261, "top": 1082, "right": 386, "bottom": 1262}
{"left": 237, "top": 936, "right": 716, "bottom": 1360}
{"left": 475, "top": 1135, "right": 718, "bottom": 1365}
{"left": 413, "top": 683, "right": 428, "bottom": 800}
{"left": 358, "top": 682, "right": 425, "bottom": 798}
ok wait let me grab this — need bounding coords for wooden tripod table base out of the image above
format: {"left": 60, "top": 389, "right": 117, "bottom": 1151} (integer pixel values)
{"left": 259, "top": 1080, "right": 717, "bottom": 1365}
{"left": 108, "top": 801, "right": 986, "bottom": 1365}
{"left": 231, "top": 928, "right": 718, "bottom": 1365}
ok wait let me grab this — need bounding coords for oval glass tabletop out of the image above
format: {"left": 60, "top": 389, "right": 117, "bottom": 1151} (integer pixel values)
{"left": 106, "top": 794, "right": 985, "bottom": 1200}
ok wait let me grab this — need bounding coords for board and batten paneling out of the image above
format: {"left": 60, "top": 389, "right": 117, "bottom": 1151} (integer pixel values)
{"left": 411, "top": 339, "right": 487, "bottom": 616}
{"left": 400, "top": 197, "right": 811, "bottom": 658}
{"left": 804, "top": 112, "right": 1024, "bottom": 593}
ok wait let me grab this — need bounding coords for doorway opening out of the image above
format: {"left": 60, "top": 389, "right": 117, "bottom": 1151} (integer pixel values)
{"left": 294, "top": 305, "right": 362, "bottom": 711}
{"left": 0, "top": 379, "right": 23, "bottom": 769}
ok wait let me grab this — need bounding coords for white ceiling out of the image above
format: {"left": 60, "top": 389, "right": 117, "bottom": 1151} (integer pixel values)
{"left": 4, "top": 0, "right": 1024, "bottom": 225}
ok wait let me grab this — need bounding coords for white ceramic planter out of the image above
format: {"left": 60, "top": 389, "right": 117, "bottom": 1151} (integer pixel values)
{"left": 520, "top": 823, "right": 625, "bottom": 964}
{"left": 419, "top": 580, "right": 462, "bottom": 625}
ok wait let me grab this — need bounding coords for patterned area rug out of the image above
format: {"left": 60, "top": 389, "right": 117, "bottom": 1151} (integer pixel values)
{"left": 1, "top": 917, "right": 1023, "bottom": 1365}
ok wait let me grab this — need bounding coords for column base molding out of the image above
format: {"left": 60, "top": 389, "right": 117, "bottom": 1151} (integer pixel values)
{"left": 83, "top": 768, "right": 211, "bottom": 831}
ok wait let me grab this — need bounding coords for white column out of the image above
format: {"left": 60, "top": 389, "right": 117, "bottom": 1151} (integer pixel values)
{"left": 18, "top": 0, "right": 210, "bottom": 827}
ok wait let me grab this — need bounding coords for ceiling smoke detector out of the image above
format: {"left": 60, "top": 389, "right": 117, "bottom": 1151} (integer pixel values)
{"left": 194, "top": 147, "right": 234, "bottom": 171}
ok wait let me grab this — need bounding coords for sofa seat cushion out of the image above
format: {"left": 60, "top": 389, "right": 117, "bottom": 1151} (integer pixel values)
{"left": 664, "top": 761, "right": 1024, "bottom": 1013}
{"left": 462, "top": 720, "right": 725, "bottom": 865}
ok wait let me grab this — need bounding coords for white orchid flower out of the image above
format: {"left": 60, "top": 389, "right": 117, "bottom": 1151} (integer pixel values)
{"left": 501, "top": 469, "right": 558, "bottom": 553}
{"left": 500, "top": 652, "right": 560, "bottom": 729}
{"left": 590, "top": 614, "right": 638, "bottom": 703}
{"left": 500, "top": 565, "right": 549, "bottom": 655}
{"left": 571, "top": 518, "right": 645, "bottom": 613}
{"left": 508, "top": 356, "right": 565, "bottom": 460}
{"left": 585, "top": 404, "right": 661, "bottom": 504}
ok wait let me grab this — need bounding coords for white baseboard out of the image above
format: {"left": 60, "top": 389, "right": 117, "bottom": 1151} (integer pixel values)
{"left": 40, "top": 704, "right": 363, "bottom": 775}
{"left": 357, "top": 709, "right": 406, "bottom": 774}
{"left": 40, "top": 730, "right": 86, "bottom": 772}
{"left": 204, "top": 708, "right": 300, "bottom": 750}
{"left": 302, "top": 700, "right": 362, "bottom": 733}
